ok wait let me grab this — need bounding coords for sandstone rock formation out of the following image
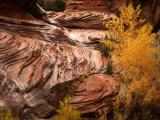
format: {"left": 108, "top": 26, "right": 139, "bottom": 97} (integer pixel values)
{"left": 71, "top": 74, "right": 119, "bottom": 114}
{"left": 47, "top": 11, "right": 117, "bottom": 47}
{"left": 0, "top": 0, "right": 119, "bottom": 119}
{"left": 66, "top": 0, "right": 108, "bottom": 11}
{"left": 66, "top": 0, "right": 127, "bottom": 12}
{"left": 47, "top": 11, "right": 117, "bottom": 29}
{"left": 138, "top": 0, "right": 160, "bottom": 30}
{"left": 65, "top": 0, "right": 160, "bottom": 30}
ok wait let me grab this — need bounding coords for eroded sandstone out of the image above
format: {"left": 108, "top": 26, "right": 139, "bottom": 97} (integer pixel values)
{"left": 0, "top": 0, "right": 119, "bottom": 119}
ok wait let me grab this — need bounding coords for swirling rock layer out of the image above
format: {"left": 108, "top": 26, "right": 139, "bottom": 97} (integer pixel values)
{"left": 0, "top": 32, "right": 107, "bottom": 91}
{"left": 47, "top": 11, "right": 117, "bottom": 29}
{"left": 71, "top": 74, "right": 119, "bottom": 114}
{"left": 0, "top": 1, "right": 119, "bottom": 119}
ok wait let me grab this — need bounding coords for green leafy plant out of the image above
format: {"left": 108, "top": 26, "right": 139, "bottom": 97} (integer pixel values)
{"left": 38, "top": 0, "right": 65, "bottom": 11}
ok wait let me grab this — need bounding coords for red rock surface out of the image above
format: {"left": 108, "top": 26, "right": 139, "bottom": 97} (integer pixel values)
{"left": 66, "top": 0, "right": 127, "bottom": 12}
{"left": 71, "top": 74, "right": 119, "bottom": 114}
{"left": 0, "top": 1, "right": 119, "bottom": 119}
{"left": 65, "top": 0, "right": 160, "bottom": 28}
{"left": 66, "top": 0, "right": 108, "bottom": 11}
{"left": 47, "top": 11, "right": 117, "bottom": 29}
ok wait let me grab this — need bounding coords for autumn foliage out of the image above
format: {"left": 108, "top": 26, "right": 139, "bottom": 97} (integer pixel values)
{"left": 104, "top": 4, "right": 159, "bottom": 80}
{"left": 53, "top": 97, "right": 81, "bottom": 120}
{"left": 0, "top": 109, "right": 15, "bottom": 120}
{"left": 103, "top": 4, "right": 160, "bottom": 120}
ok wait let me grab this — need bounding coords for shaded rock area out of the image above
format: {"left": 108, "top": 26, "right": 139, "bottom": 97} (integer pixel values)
{"left": 66, "top": 0, "right": 127, "bottom": 12}
{"left": 136, "top": 0, "right": 160, "bottom": 30}
{"left": 0, "top": 0, "right": 119, "bottom": 119}
{"left": 66, "top": 0, "right": 108, "bottom": 11}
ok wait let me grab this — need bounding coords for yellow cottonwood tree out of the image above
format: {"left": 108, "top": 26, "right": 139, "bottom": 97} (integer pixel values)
{"left": 103, "top": 4, "right": 160, "bottom": 120}
{"left": 53, "top": 97, "right": 81, "bottom": 120}
{"left": 103, "top": 4, "right": 159, "bottom": 80}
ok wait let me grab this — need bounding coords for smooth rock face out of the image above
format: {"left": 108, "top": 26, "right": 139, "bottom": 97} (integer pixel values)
{"left": 71, "top": 74, "right": 119, "bottom": 114}
{"left": 68, "top": 29, "right": 106, "bottom": 44}
{"left": 0, "top": 1, "right": 119, "bottom": 119}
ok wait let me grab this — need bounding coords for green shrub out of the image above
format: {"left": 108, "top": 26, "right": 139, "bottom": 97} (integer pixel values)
{"left": 38, "top": 0, "right": 65, "bottom": 11}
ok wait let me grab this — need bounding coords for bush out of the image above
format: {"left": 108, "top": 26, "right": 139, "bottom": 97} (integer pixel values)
{"left": 0, "top": 108, "right": 15, "bottom": 120}
{"left": 103, "top": 3, "right": 160, "bottom": 120}
{"left": 103, "top": 4, "right": 159, "bottom": 80}
{"left": 38, "top": 0, "right": 65, "bottom": 11}
{"left": 53, "top": 97, "right": 81, "bottom": 120}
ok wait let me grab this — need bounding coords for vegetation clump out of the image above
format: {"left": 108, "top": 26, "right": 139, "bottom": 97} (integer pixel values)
{"left": 53, "top": 97, "right": 81, "bottom": 120}
{"left": 38, "top": 0, "right": 65, "bottom": 11}
{"left": 0, "top": 108, "right": 15, "bottom": 120}
{"left": 103, "top": 4, "right": 160, "bottom": 120}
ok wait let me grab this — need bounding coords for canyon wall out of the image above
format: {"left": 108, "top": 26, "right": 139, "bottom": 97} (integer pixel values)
{"left": 66, "top": 0, "right": 107, "bottom": 11}
{"left": 0, "top": 1, "right": 119, "bottom": 119}
{"left": 65, "top": 0, "right": 160, "bottom": 29}
{"left": 66, "top": 0, "right": 127, "bottom": 11}
{"left": 140, "top": 0, "right": 160, "bottom": 29}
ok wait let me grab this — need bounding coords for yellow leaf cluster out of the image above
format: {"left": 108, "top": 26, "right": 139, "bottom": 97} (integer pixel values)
{"left": 103, "top": 4, "right": 159, "bottom": 80}
{"left": 106, "top": 4, "right": 160, "bottom": 120}
{"left": 0, "top": 109, "right": 15, "bottom": 120}
{"left": 53, "top": 97, "right": 81, "bottom": 120}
